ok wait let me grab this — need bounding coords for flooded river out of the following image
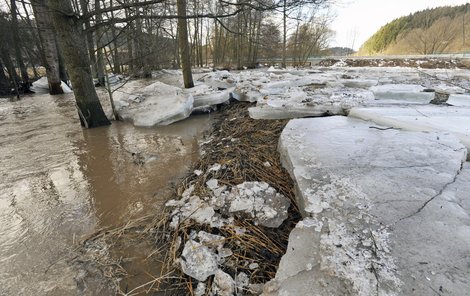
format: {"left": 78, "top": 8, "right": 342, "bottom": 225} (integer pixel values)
{"left": 0, "top": 93, "right": 210, "bottom": 295}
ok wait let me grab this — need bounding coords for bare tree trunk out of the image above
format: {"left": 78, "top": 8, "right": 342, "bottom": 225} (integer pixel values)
{"left": 10, "top": 0, "right": 29, "bottom": 87}
{"left": 109, "top": 0, "right": 121, "bottom": 74}
{"left": 236, "top": 11, "right": 242, "bottom": 69}
{"left": 199, "top": 10, "right": 204, "bottom": 67}
{"left": 282, "top": 0, "right": 287, "bottom": 68}
{"left": 133, "top": 0, "right": 147, "bottom": 76}
{"left": 57, "top": 39, "right": 69, "bottom": 83}
{"left": 95, "top": 0, "right": 106, "bottom": 85}
{"left": 0, "top": 59, "right": 10, "bottom": 93}
{"left": 31, "top": 0, "right": 64, "bottom": 94}
{"left": 48, "top": 0, "right": 110, "bottom": 128}
{"left": 0, "top": 49, "right": 20, "bottom": 98}
{"left": 79, "top": 0, "right": 97, "bottom": 79}
{"left": 177, "top": 0, "right": 194, "bottom": 88}
{"left": 124, "top": 3, "right": 134, "bottom": 73}
{"left": 20, "top": 0, "right": 48, "bottom": 70}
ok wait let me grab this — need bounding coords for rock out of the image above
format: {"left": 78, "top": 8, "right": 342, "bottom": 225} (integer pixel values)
{"left": 272, "top": 116, "right": 468, "bottom": 295}
{"left": 180, "top": 240, "right": 218, "bottom": 282}
{"left": 447, "top": 93, "right": 470, "bottom": 107}
{"left": 369, "top": 84, "right": 434, "bottom": 104}
{"left": 212, "top": 269, "right": 235, "bottom": 296}
{"left": 349, "top": 105, "right": 470, "bottom": 158}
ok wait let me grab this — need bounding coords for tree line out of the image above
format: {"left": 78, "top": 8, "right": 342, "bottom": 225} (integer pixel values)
{"left": 359, "top": 3, "right": 470, "bottom": 55}
{"left": 0, "top": 0, "right": 333, "bottom": 127}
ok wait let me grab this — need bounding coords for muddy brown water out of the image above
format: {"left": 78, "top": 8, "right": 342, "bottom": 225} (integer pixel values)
{"left": 0, "top": 93, "right": 210, "bottom": 295}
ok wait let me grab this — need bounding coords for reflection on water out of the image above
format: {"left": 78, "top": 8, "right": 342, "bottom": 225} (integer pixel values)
{"left": 0, "top": 93, "right": 209, "bottom": 295}
{"left": 80, "top": 120, "right": 204, "bottom": 227}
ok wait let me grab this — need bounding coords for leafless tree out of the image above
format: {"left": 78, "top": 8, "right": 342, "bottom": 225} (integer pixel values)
{"left": 407, "top": 16, "right": 458, "bottom": 54}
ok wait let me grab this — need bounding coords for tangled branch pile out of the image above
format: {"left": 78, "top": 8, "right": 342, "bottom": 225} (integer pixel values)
{"left": 151, "top": 102, "right": 300, "bottom": 295}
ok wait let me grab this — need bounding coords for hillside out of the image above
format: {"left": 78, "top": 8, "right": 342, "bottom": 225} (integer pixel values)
{"left": 358, "top": 4, "right": 470, "bottom": 55}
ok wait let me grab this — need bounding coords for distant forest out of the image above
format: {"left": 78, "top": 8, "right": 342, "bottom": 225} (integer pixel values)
{"left": 359, "top": 4, "right": 470, "bottom": 55}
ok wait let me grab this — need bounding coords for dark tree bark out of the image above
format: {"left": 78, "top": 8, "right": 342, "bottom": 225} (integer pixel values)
{"left": 95, "top": 0, "right": 106, "bottom": 85}
{"left": 0, "top": 49, "right": 20, "bottom": 98}
{"left": 0, "top": 59, "right": 12, "bottom": 94}
{"left": 48, "top": 0, "right": 110, "bottom": 128}
{"left": 109, "top": 0, "right": 121, "bottom": 74}
{"left": 31, "top": 0, "right": 64, "bottom": 94}
{"left": 57, "top": 40, "right": 69, "bottom": 83}
{"left": 79, "top": 0, "right": 98, "bottom": 79}
{"left": 124, "top": 2, "right": 134, "bottom": 73}
{"left": 176, "top": 0, "right": 194, "bottom": 88}
{"left": 10, "top": 0, "right": 29, "bottom": 87}
{"left": 0, "top": 47, "right": 18, "bottom": 82}
{"left": 282, "top": 0, "right": 287, "bottom": 68}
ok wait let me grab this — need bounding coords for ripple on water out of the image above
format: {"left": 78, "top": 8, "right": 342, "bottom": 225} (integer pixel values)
{"left": 0, "top": 92, "right": 210, "bottom": 294}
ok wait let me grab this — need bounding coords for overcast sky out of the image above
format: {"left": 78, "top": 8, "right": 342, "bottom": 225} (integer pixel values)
{"left": 330, "top": 0, "right": 469, "bottom": 50}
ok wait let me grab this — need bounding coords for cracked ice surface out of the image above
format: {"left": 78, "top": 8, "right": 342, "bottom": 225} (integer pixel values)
{"left": 266, "top": 116, "right": 469, "bottom": 296}
{"left": 394, "top": 162, "right": 470, "bottom": 295}
{"left": 349, "top": 105, "right": 470, "bottom": 158}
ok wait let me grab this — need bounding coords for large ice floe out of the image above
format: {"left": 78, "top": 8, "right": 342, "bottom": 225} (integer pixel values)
{"left": 266, "top": 116, "right": 470, "bottom": 296}
{"left": 31, "top": 77, "right": 72, "bottom": 94}
{"left": 112, "top": 80, "right": 194, "bottom": 126}
{"left": 447, "top": 93, "right": 470, "bottom": 107}
{"left": 369, "top": 84, "right": 435, "bottom": 104}
{"left": 104, "top": 63, "right": 470, "bottom": 127}
{"left": 349, "top": 105, "right": 470, "bottom": 157}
